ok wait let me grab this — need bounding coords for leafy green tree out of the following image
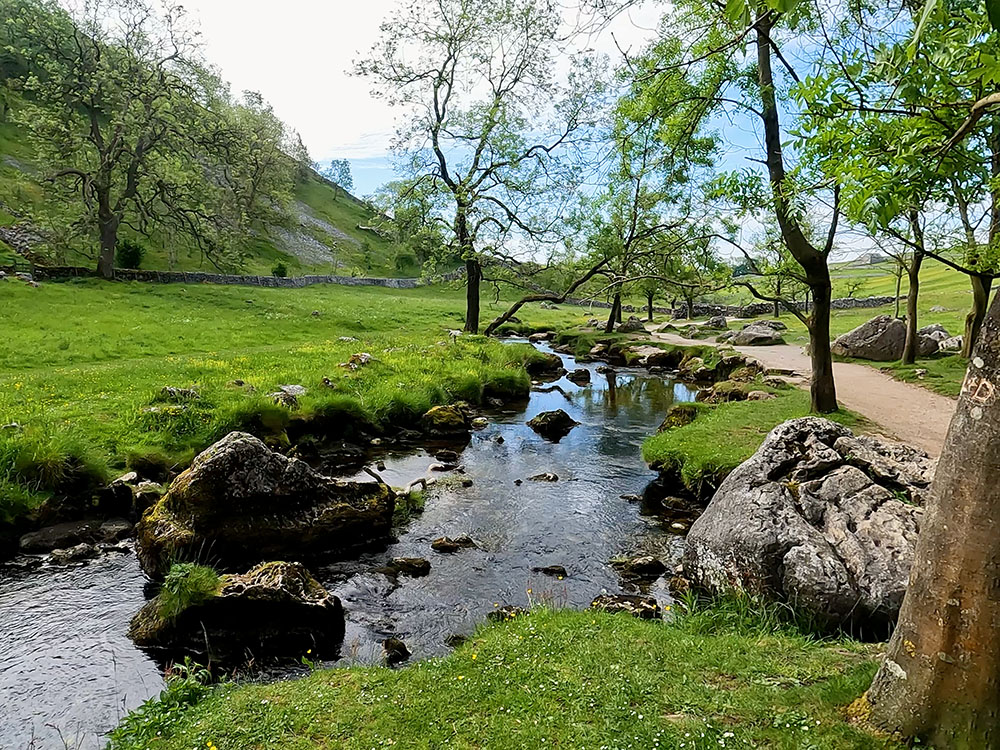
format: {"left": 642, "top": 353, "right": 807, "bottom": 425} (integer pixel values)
{"left": 322, "top": 159, "right": 353, "bottom": 200}
{"left": 2, "top": 0, "right": 298, "bottom": 276}
{"left": 4, "top": 0, "right": 212, "bottom": 277}
{"left": 798, "top": 1, "right": 1000, "bottom": 362}
{"left": 356, "top": 0, "right": 605, "bottom": 333}
{"left": 637, "top": 0, "right": 842, "bottom": 411}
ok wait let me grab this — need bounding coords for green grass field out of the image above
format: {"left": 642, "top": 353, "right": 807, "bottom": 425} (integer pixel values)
{"left": 108, "top": 602, "right": 897, "bottom": 750}
{"left": 0, "top": 279, "right": 591, "bottom": 521}
{"left": 641, "top": 388, "right": 865, "bottom": 496}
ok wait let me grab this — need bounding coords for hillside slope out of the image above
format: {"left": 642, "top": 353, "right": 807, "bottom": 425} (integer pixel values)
{"left": 0, "top": 118, "right": 413, "bottom": 277}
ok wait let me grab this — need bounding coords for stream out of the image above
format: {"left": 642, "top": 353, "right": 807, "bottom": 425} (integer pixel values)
{"left": 0, "top": 344, "right": 698, "bottom": 749}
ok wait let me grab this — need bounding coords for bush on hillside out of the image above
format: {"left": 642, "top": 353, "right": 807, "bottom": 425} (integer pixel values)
{"left": 271, "top": 262, "right": 288, "bottom": 278}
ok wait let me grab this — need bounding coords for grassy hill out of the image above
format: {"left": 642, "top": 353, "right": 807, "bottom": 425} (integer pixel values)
{"left": 0, "top": 118, "right": 414, "bottom": 277}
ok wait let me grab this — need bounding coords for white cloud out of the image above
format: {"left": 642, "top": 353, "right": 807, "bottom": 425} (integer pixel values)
{"left": 181, "top": 0, "right": 661, "bottom": 170}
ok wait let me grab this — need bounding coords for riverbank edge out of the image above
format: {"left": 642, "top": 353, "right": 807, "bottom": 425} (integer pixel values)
{"left": 107, "top": 601, "right": 898, "bottom": 749}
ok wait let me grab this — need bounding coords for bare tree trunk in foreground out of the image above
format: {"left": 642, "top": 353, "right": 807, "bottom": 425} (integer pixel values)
{"left": 863, "top": 291, "right": 1000, "bottom": 746}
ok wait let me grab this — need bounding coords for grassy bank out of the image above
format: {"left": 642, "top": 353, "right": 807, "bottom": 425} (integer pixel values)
{"left": 878, "top": 355, "right": 967, "bottom": 398}
{"left": 642, "top": 389, "right": 865, "bottom": 496}
{"left": 109, "top": 601, "right": 896, "bottom": 750}
{"left": 0, "top": 280, "right": 590, "bottom": 521}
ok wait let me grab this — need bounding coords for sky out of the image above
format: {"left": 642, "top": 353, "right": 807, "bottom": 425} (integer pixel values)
{"left": 180, "top": 0, "right": 664, "bottom": 197}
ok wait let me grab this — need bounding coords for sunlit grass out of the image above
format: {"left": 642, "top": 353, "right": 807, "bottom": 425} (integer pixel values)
{"left": 108, "top": 602, "right": 898, "bottom": 750}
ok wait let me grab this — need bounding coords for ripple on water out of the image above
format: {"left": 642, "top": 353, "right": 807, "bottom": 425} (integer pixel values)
{"left": 0, "top": 343, "right": 698, "bottom": 745}
{"left": 0, "top": 553, "right": 163, "bottom": 749}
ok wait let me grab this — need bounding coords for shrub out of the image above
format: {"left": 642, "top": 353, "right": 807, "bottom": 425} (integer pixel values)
{"left": 158, "top": 563, "right": 221, "bottom": 621}
{"left": 271, "top": 262, "right": 288, "bottom": 278}
{"left": 107, "top": 659, "right": 212, "bottom": 749}
{"left": 117, "top": 239, "right": 146, "bottom": 269}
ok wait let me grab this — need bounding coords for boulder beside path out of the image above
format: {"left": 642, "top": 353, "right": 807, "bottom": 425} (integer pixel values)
{"left": 684, "top": 417, "right": 935, "bottom": 632}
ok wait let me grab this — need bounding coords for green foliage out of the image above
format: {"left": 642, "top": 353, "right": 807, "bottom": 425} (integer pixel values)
{"left": 107, "top": 606, "right": 895, "bottom": 749}
{"left": 107, "top": 659, "right": 213, "bottom": 749}
{"left": 158, "top": 563, "right": 222, "bottom": 622}
{"left": 117, "top": 239, "right": 146, "bottom": 270}
{"left": 272, "top": 262, "right": 288, "bottom": 278}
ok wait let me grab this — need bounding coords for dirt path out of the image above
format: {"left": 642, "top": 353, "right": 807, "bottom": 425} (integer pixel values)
{"left": 651, "top": 328, "right": 956, "bottom": 456}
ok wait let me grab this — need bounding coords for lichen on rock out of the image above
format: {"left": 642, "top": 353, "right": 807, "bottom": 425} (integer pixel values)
{"left": 683, "top": 417, "right": 935, "bottom": 632}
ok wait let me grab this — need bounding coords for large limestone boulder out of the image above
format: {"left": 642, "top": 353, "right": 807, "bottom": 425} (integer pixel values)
{"left": 832, "top": 315, "right": 905, "bottom": 361}
{"left": 730, "top": 323, "right": 785, "bottom": 346}
{"left": 918, "top": 323, "right": 950, "bottom": 342}
{"left": 617, "top": 316, "right": 646, "bottom": 333}
{"left": 750, "top": 319, "right": 788, "bottom": 331}
{"left": 704, "top": 315, "right": 729, "bottom": 330}
{"left": 940, "top": 335, "right": 964, "bottom": 353}
{"left": 684, "top": 418, "right": 935, "bottom": 631}
{"left": 129, "top": 561, "right": 344, "bottom": 661}
{"left": 137, "top": 432, "right": 394, "bottom": 578}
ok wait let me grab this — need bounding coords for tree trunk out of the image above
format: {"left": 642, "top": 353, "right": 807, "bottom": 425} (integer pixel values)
{"left": 754, "top": 12, "right": 837, "bottom": 414}
{"left": 605, "top": 292, "right": 621, "bottom": 333}
{"left": 902, "top": 249, "right": 925, "bottom": 365}
{"left": 464, "top": 257, "right": 481, "bottom": 334}
{"left": 96, "top": 205, "right": 118, "bottom": 280}
{"left": 962, "top": 276, "right": 993, "bottom": 358}
{"left": 646, "top": 292, "right": 654, "bottom": 322}
{"left": 808, "top": 277, "right": 838, "bottom": 414}
{"left": 685, "top": 295, "right": 694, "bottom": 320}
{"left": 864, "top": 291, "right": 1000, "bottom": 747}
{"left": 895, "top": 272, "right": 903, "bottom": 319}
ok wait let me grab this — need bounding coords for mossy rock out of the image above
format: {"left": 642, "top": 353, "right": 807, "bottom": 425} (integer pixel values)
{"left": 697, "top": 380, "right": 753, "bottom": 404}
{"left": 524, "top": 351, "right": 563, "bottom": 376}
{"left": 419, "top": 405, "right": 469, "bottom": 436}
{"left": 658, "top": 404, "right": 700, "bottom": 432}
{"left": 526, "top": 409, "right": 580, "bottom": 442}
{"left": 129, "top": 561, "right": 344, "bottom": 662}
{"left": 136, "top": 432, "right": 394, "bottom": 578}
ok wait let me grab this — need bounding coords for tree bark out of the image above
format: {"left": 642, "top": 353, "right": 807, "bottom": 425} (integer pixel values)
{"left": 464, "top": 257, "right": 481, "bottom": 334}
{"left": 755, "top": 13, "right": 837, "bottom": 413}
{"left": 483, "top": 258, "right": 611, "bottom": 336}
{"left": 902, "top": 249, "right": 925, "bottom": 366}
{"left": 864, "top": 291, "right": 1000, "bottom": 747}
{"left": 605, "top": 292, "right": 621, "bottom": 333}
{"left": 963, "top": 276, "right": 993, "bottom": 358}
{"left": 684, "top": 294, "right": 694, "bottom": 320}
{"left": 895, "top": 271, "right": 903, "bottom": 319}
{"left": 96, "top": 202, "right": 118, "bottom": 280}
{"left": 808, "top": 279, "right": 838, "bottom": 413}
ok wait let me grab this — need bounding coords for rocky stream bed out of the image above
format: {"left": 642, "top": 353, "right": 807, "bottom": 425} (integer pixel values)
{"left": 0, "top": 343, "right": 701, "bottom": 749}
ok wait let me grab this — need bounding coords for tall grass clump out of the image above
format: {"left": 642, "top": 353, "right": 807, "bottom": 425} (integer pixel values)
{"left": 158, "top": 563, "right": 222, "bottom": 621}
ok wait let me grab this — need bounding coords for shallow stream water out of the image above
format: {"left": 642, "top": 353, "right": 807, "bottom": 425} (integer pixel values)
{"left": 0, "top": 344, "right": 697, "bottom": 749}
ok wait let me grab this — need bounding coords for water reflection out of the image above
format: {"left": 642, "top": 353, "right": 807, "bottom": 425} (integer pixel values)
{"left": 0, "top": 342, "right": 698, "bottom": 749}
